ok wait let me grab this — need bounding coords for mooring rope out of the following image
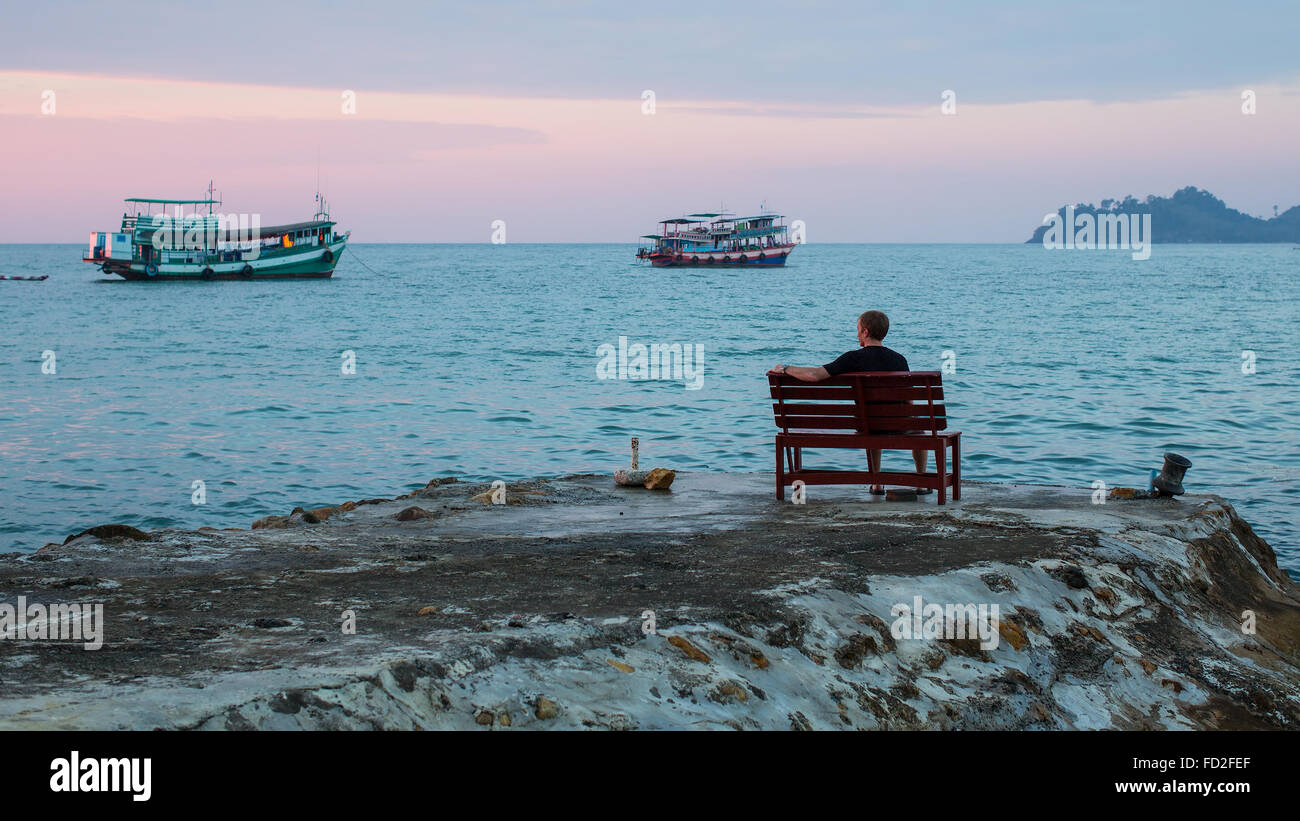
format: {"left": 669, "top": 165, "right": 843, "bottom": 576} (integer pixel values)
{"left": 346, "top": 246, "right": 385, "bottom": 276}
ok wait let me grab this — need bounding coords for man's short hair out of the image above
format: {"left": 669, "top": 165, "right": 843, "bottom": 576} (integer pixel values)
{"left": 858, "top": 310, "right": 889, "bottom": 340}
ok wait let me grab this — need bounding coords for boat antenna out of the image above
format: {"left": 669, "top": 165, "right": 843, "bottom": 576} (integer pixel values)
{"left": 313, "top": 147, "right": 330, "bottom": 220}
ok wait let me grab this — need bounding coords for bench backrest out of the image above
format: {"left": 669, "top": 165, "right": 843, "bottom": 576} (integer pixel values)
{"left": 768, "top": 371, "right": 947, "bottom": 435}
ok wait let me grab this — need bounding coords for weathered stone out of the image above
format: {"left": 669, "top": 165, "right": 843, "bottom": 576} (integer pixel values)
{"left": 470, "top": 486, "right": 542, "bottom": 504}
{"left": 1049, "top": 564, "right": 1090, "bottom": 589}
{"left": 5, "top": 474, "right": 1299, "bottom": 732}
{"left": 711, "top": 681, "right": 749, "bottom": 704}
{"left": 834, "top": 633, "right": 878, "bottom": 668}
{"left": 64, "top": 524, "right": 148, "bottom": 544}
{"left": 981, "top": 572, "right": 1017, "bottom": 592}
{"left": 643, "top": 468, "right": 676, "bottom": 490}
{"left": 395, "top": 506, "right": 433, "bottom": 522}
{"left": 251, "top": 618, "right": 291, "bottom": 629}
{"left": 535, "top": 696, "right": 559, "bottom": 720}
{"left": 998, "top": 619, "right": 1029, "bottom": 651}
{"left": 667, "top": 635, "right": 711, "bottom": 663}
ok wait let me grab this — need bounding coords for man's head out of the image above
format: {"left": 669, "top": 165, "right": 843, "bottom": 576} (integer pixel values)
{"left": 857, "top": 310, "right": 889, "bottom": 346}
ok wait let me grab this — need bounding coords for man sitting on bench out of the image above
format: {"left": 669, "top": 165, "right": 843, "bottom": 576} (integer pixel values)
{"left": 772, "top": 310, "right": 930, "bottom": 495}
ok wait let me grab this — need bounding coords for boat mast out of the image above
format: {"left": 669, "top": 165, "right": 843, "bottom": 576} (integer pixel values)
{"left": 312, "top": 149, "right": 330, "bottom": 221}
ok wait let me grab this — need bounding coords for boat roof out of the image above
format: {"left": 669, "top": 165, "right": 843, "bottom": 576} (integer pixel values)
{"left": 259, "top": 220, "right": 335, "bottom": 234}
{"left": 134, "top": 218, "right": 335, "bottom": 238}
{"left": 658, "top": 211, "right": 784, "bottom": 224}
{"left": 125, "top": 198, "right": 221, "bottom": 205}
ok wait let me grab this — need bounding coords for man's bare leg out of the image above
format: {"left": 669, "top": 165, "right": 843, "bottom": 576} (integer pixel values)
{"left": 913, "top": 449, "right": 930, "bottom": 493}
{"left": 867, "top": 449, "right": 883, "bottom": 494}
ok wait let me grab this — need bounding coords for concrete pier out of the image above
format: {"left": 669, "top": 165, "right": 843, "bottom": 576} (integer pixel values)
{"left": 1, "top": 473, "right": 1297, "bottom": 730}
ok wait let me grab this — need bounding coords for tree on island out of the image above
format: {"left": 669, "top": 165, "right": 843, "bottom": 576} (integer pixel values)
{"left": 1027, "top": 186, "right": 1300, "bottom": 243}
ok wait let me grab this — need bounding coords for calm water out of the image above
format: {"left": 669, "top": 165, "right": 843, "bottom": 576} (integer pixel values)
{"left": 1, "top": 243, "right": 1296, "bottom": 575}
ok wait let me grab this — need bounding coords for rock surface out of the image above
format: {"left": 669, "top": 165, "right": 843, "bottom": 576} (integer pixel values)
{"left": 1, "top": 474, "right": 1297, "bottom": 730}
{"left": 643, "top": 468, "right": 675, "bottom": 490}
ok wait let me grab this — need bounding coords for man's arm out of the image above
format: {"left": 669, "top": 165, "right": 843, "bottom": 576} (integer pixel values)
{"left": 772, "top": 364, "right": 829, "bottom": 382}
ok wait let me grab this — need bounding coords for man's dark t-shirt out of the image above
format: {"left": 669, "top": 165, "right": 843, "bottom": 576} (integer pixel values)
{"left": 823, "top": 345, "right": 909, "bottom": 376}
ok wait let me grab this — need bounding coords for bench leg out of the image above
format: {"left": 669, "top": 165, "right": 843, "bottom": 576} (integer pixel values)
{"left": 952, "top": 435, "right": 961, "bottom": 500}
{"left": 935, "top": 443, "right": 946, "bottom": 505}
{"left": 775, "top": 439, "right": 784, "bottom": 500}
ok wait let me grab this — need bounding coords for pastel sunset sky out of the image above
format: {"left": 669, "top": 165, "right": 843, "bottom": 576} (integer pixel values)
{"left": 2, "top": 0, "right": 1297, "bottom": 242}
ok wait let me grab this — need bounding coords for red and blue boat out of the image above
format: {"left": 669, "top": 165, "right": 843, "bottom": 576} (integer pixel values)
{"left": 636, "top": 211, "right": 796, "bottom": 267}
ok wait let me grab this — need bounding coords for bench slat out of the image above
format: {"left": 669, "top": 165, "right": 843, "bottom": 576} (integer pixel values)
{"left": 775, "top": 415, "right": 947, "bottom": 430}
{"left": 772, "top": 403, "right": 859, "bottom": 416}
{"left": 770, "top": 386, "right": 858, "bottom": 400}
{"left": 776, "top": 417, "right": 865, "bottom": 430}
{"left": 772, "top": 402, "right": 948, "bottom": 416}
{"left": 771, "top": 388, "right": 945, "bottom": 401}
{"left": 857, "top": 387, "right": 944, "bottom": 401}
{"left": 862, "top": 404, "right": 946, "bottom": 418}
{"left": 778, "top": 430, "right": 959, "bottom": 442}
{"left": 789, "top": 470, "right": 953, "bottom": 487}
{"left": 809, "top": 372, "right": 941, "bottom": 387}
{"left": 862, "top": 418, "right": 948, "bottom": 431}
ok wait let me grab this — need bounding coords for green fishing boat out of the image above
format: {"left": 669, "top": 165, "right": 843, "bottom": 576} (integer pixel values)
{"left": 84, "top": 182, "right": 349, "bottom": 281}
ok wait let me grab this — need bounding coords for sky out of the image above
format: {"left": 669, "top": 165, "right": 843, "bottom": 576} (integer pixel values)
{"left": 1, "top": 0, "right": 1298, "bottom": 242}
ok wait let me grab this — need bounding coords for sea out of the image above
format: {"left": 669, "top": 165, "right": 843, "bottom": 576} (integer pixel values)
{"left": 1, "top": 243, "right": 1296, "bottom": 576}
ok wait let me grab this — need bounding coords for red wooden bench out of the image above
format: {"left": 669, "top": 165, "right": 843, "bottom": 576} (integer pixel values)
{"left": 768, "top": 370, "right": 961, "bottom": 504}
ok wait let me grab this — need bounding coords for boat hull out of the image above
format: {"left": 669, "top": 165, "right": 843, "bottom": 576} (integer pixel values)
{"left": 105, "top": 242, "right": 347, "bottom": 281}
{"left": 646, "top": 244, "right": 796, "bottom": 267}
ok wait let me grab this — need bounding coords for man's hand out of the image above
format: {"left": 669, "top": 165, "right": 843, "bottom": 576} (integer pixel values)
{"left": 773, "top": 364, "right": 830, "bottom": 382}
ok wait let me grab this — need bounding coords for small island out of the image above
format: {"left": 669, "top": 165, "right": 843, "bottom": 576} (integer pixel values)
{"left": 1027, "top": 186, "right": 1300, "bottom": 244}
